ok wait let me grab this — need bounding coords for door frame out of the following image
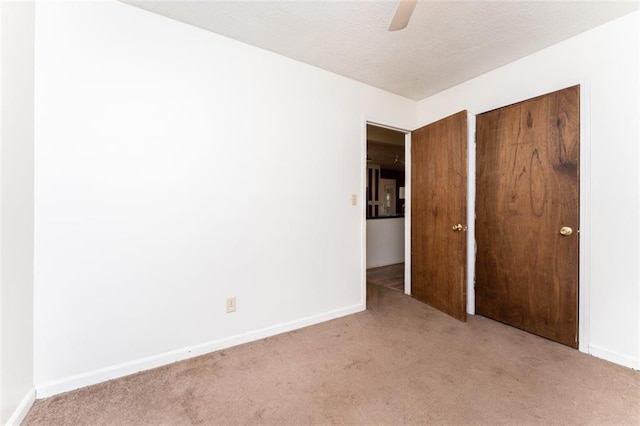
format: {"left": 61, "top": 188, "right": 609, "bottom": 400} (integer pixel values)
{"left": 362, "top": 118, "right": 412, "bottom": 302}
{"left": 466, "top": 113, "right": 476, "bottom": 315}
{"left": 363, "top": 114, "right": 475, "bottom": 310}
{"left": 578, "top": 79, "right": 591, "bottom": 353}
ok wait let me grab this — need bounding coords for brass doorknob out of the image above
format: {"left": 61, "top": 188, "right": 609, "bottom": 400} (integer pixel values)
{"left": 560, "top": 226, "right": 573, "bottom": 236}
{"left": 452, "top": 224, "right": 467, "bottom": 232}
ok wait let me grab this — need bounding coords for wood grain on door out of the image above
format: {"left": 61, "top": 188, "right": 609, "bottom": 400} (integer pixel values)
{"left": 412, "top": 111, "right": 468, "bottom": 321}
{"left": 475, "top": 86, "right": 580, "bottom": 348}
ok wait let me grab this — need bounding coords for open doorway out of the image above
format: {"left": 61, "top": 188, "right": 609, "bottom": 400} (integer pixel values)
{"left": 365, "top": 123, "right": 408, "bottom": 296}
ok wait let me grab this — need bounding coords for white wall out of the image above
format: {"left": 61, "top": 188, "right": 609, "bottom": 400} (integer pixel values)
{"left": 417, "top": 11, "right": 640, "bottom": 369}
{"left": 33, "top": 1, "right": 415, "bottom": 396}
{"left": 0, "top": 1, "right": 36, "bottom": 423}
{"left": 366, "top": 218, "right": 404, "bottom": 268}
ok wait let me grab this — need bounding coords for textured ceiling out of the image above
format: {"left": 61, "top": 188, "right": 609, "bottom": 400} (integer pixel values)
{"left": 122, "top": 0, "right": 639, "bottom": 101}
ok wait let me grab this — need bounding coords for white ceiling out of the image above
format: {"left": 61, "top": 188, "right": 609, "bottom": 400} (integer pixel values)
{"left": 122, "top": 0, "right": 639, "bottom": 101}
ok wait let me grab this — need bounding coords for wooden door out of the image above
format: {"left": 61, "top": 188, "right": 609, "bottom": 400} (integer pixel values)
{"left": 411, "top": 111, "right": 468, "bottom": 321}
{"left": 475, "top": 86, "right": 579, "bottom": 348}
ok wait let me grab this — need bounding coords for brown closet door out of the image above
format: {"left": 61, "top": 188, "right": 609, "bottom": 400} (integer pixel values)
{"left": 411, "top": 111, "right": 467, "bottom": 322}
{"left": 475, "top": 86, "right": 580, "bottom": 348}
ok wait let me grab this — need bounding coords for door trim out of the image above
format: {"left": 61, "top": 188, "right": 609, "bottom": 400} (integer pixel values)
{"left": 578, "top": 79, "right": 591, "bottom": 353}
{"left": 362, "top": 117, "right": 412, "bottom": 302}
{"left": 466, "top": 112, "right": 476, "bottom": 315}
{"left": 403, "top": 130, "right": 411, "bottom": 295}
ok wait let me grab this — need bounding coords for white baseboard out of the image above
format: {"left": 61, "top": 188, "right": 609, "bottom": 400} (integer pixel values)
{"left": 6, "top": 387, "right": 36, "bottom": 426}
{"left": 589, "top": 344, "right": 639, "bottom": 370}
{"left": 36, "top": 303, "right": 365, "bottom": 398}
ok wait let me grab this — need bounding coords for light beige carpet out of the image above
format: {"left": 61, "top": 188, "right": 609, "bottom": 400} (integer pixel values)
{"left": 24, "top": 284, "right": 640, "bottom": 425}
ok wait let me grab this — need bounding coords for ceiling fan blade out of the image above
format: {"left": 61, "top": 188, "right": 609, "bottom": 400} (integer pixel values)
{"left": 388, "top": 0, "right": 417, "bottom": 31}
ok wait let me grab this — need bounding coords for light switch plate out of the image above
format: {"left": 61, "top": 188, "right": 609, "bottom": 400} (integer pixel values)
{"left": 226, "top": 297, "right": 236, "bottom": 313}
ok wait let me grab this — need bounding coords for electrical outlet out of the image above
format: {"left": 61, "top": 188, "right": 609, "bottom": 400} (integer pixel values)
{"left": 226, "top": 297, "right": 236, "bottom": 313}
{"left": 351, "top": 194, "right": 357, "bottom": 206}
